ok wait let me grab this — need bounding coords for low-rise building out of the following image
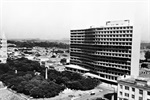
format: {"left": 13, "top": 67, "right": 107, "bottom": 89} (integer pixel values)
{"left": 117, "top": 75, "right": 150, "bottom": 100}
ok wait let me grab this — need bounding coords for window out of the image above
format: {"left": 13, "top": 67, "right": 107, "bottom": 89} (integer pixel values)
{"left": 139, "top": 97, "right": 143, "bottom": 100}
{"left": 124, "top": 99, "right": 128, "bottom": 100}
{"left": 132, "top": 88, "right": 135, "bottom": 92}
{"left": 139, "top": 89, "right": 143, "bottom": 95}
{"left": 120, "top": 91, "right": 122, "bottom": 95}
{"left": 147, "top": 91, "right": 150, "bottom": 95}
{"left": 125, "top": 93, "right": 129, "bottom": 97}
{"left": 125, "top": 86, "right": 129, "bottom": 90}
{"left": 132, "top": 94, "right": 135, "bottom": 99}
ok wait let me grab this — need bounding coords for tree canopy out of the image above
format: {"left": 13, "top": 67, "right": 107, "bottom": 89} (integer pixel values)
{"left": 8, "top": 40, "right": 69, "bottom": 49}
{"left": 0, "top": 58, "right": 101, "bottom": 98}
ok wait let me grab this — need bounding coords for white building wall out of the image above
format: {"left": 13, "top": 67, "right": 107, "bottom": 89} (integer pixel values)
{"left": 130, "top": 20, "right": 141, "bottom": 77}
{"left": 117, "top": 82, "right": 150, "bottom": 100}
{"left": 0, "top": 32, "right": 7, "bottom": 63}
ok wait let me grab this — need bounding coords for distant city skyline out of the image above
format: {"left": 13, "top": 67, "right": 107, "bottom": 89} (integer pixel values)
{"left": 0, "top": 0, "right": 149, "bottom": 42}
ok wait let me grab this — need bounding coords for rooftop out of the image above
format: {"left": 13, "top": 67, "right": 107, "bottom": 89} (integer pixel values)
{"left": 117, "top": 75, "right": 150, "bottom": 90}
{"left": 65, "top": 64, "right": 89, "bottom": 71}
{"left": 71, "top": 20, "right": 132, "bottom": 31}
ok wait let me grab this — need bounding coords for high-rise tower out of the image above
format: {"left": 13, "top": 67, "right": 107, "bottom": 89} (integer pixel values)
{"left": 70, "top": 20, "right": 140, "bottom": 83}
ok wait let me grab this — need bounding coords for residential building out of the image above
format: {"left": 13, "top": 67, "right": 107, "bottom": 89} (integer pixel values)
{"left": 117, "top": 75, "right": 150, "bottom": 100}
{"left": 0, "top": 32, "right": 7, "bottom": 63}
{"left": 70, "top": 20, "right": 140, "bottom": 83}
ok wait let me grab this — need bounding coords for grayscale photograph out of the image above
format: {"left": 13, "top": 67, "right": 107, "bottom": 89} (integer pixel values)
{"left": 0, "top": 0, "right": 149, "bottom": 100}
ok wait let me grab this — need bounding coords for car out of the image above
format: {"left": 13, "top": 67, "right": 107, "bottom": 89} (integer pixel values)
{"left": 95, "top": 97, "right": 105, "bottom": 100}
{"left": 99, "top": 89, "right": 103, "bottom": 92}
{"left": 68, "top": 95, "right": 75, "bottom": 97}
{"left": 90, "top": 92, "right": 95, "bottom": 95}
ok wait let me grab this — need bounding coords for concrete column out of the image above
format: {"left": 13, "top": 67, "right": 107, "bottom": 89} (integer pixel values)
{"left": 45, "top": 67, "right": 48, "bottom": 79}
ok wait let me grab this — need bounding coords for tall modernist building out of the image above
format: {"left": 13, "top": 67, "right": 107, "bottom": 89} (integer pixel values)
{"left": 0, "top": 32, "right": 7, "bottom": 63}
{"left": 70, "top": 20, "right": 140, "bottom": 83}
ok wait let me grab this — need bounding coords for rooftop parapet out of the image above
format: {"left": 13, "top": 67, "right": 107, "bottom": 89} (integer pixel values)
{"left": 106, "top": 20, "right": 130, "bottom": 26}
{"left": 118, "top": 75, "right": 150, "bottom": 88}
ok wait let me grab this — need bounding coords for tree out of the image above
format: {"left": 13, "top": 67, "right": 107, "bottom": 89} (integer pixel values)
{"left": 30, "top": 87, "right": 44, "bottom": 98}
{"left": 0, "top": 64, "right": 10, "bottom": 73}
{"left": 60, "top": 58, "right": 67, "bottom": 65}
{"left": 145, "top": 51, "right": 150, "bottom": 61}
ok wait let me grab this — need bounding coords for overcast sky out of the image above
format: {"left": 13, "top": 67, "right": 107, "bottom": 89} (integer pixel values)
{"left": 0, "top": 0, "right": 149, "bottom": 41}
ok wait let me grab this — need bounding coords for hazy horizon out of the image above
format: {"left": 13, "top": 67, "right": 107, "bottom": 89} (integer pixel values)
{"left": 0, "top": 0, "right": 150, "bottom": 42}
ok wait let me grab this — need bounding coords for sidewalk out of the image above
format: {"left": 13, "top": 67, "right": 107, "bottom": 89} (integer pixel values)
{"left": 99, "top": 83, "right": 117, "bottom": 92}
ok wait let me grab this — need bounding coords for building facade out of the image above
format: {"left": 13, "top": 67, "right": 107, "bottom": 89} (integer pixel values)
{"left": 0, "top": 32, "right": 7, "bottom": 63}
{"left": 117, "top": 76, "right": 150, "bottom": 100}
{"left": 70, "top": 20, "right": 140, "bottom": 83}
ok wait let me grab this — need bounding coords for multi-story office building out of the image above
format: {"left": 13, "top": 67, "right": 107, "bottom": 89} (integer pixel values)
{"left": 117, "top": 75, "right": 150, "bottom": 100}
{"left": 0, "top": 32, "right": 7, "bottom": 63}
{"left": 70, "top": 20, "right": 140, "bottom": 83}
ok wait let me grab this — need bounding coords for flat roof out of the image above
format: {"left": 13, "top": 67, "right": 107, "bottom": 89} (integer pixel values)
{"left": 83, "top": 72, "right": 117, "bottom": 83}
{"left": 65, "top": 64, "right": 89, "bottom": 71}
{"left": 83, "top": 73, "right": 100, "bottom": 78}
{"left": 71, "top": 25, "right": 133, "bottom": 31}
{"left": 118, "top": 76, "right": 150, "bottom": 90}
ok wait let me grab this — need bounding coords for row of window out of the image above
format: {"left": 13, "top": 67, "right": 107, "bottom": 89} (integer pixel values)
{"left": 71, "top": 42, "right": 132, "bottom": 46}
{"left": 92, "top": 67, "right": 129, "bottom": 76}
{"left": 95, "top": 30, "right": 133, "bottom": 34}
{"left": 94, "top": 63, "right": 130, "bottom": 70}
{"left": 71, "top": 30, "right": 132, "bottom": 35}
{"left": 95, "top": 38, "right": 132, "bottom": 41}
{"left": 71, "top": 38, "right": 132, "bottom": 41}
{"left": 71, "top": 34, "right": 132, "bottom": 37}
{"left": 71, "top": 26, "right": 133, "bottom": 33}
{"left": 71, "top": 50, "right": 131, "bottom": 56}
{"left": 99, "top": 26, "right": 133, "bottom": 30}
{"left": 71, "top": 51, "right": 131, "bottom": 58}
{"left": 70, "top": 58, "right": 131, "bottom": 70}
{"left": 94, "top": 52, "right": 131, "bottom": 58}
{"left": 120, "top": 85, "right": 150, "bottom": 96}
{"left": 71, "top": 34, "right": 132, "bottom": 38}
{"left": 71, "top": 60, "right": 130, "bottom": 76}
{"left": 70, "top": 48, "right": 131, "bottom": 54}
{"left": 70, "top": 56, "right": 130, "bottom": 65}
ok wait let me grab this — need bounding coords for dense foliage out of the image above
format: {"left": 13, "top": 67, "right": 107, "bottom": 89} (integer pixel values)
{"left": 46, "top": 70, "right": 101, "bottom": 90}
{"left": 0, "top": 58, "right": 101, "bottom": 98}
{"left": 8, "top": 40, "right": 69, "bottom": 49}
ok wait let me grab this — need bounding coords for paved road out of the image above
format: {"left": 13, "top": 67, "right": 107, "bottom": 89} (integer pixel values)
{"left": 0, "top": 83, "right": 115, "bottom": 100}
{"left": 0, "top": 87, "right": 27, "bottom": 100}
{"left": 73, "top": 84, "right": 114, "bottom": 100}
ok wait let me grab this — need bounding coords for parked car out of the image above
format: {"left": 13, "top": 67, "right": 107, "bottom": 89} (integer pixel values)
{"left": 90, "top": 91, "right": 95, "bottom": 95}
